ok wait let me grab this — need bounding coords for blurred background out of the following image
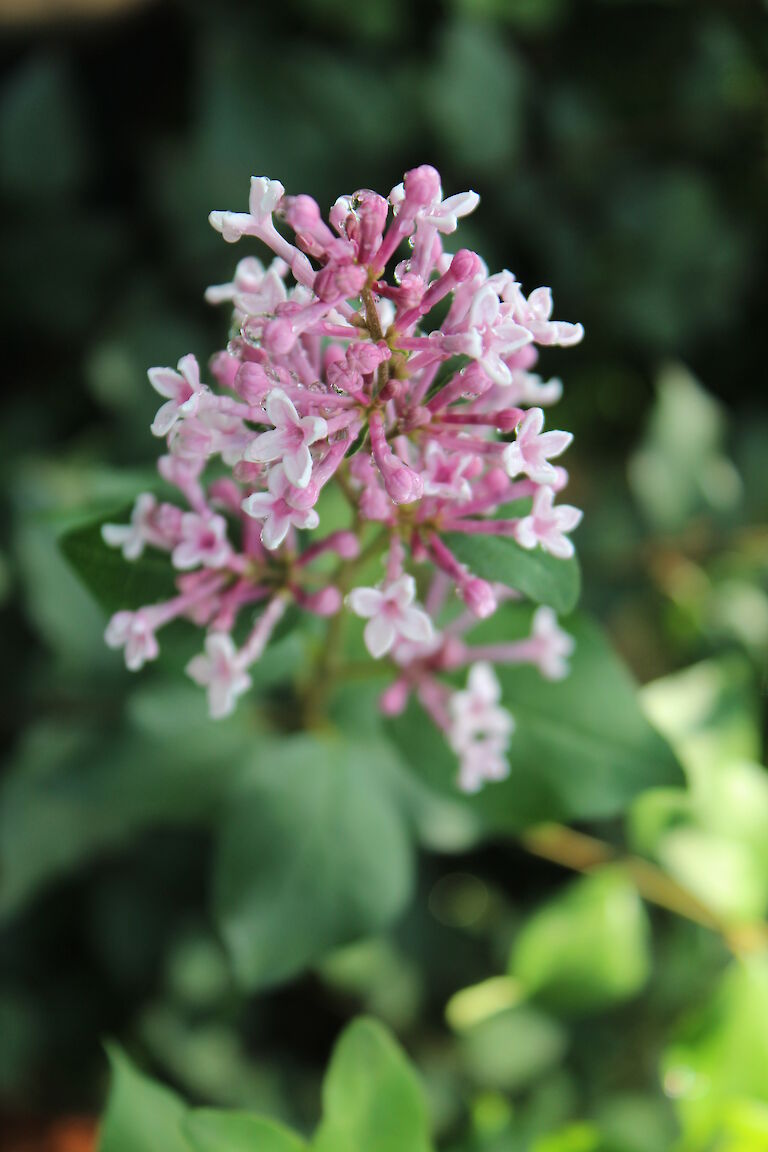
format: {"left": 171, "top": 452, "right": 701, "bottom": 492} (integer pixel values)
{"left": 1, "top": 1, "right": 767, "bottom": 1150}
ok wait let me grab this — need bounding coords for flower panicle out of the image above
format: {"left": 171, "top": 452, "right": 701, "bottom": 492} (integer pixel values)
{"left": 101, "top": 165, "right": 584, "bottom": 791}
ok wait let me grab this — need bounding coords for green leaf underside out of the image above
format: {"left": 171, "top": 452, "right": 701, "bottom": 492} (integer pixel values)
{"left": 99, "top": 1017, "right": 433, "bottom": 1152}
{"left": 313, "top": 1017, "right": 433, "bottom": 1152}
{"left": 99, "top": 1046, "right": 192, "bottom": 1152}
{"left": 185, "top": 1111, "right": 306, "bottom": 1152}
{"left": 60, "top": 506, "right": 177, "bottom": 613}
{"left": 214, "top": 735, "right": 413, "bottom": 990}
{"left": 386, "top": 607, "right": 684, "bottom": 831}
{"left": 443, "top": 532, "right": 581, "bottom": 615}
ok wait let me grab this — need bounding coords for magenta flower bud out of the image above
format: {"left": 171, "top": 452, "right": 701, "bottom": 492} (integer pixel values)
{"left": 210, "top": 350, "right": 240, "bottom": 389}
{"left": 495, "top": 408, "right": 525, "bottom": 432}
{"left": 347, "top": 341, "right": 390, "bottom": 376}
{"left": 262, "top": 317, "right": 297, "bottom": 356}
{"left": 404, "top": 164, "right": 441, "bottom": 207}
{"left": 235, "top": 362, "right": 272, "bottom": 404}
{"left": 315, "top": 261, "right": 367, "bottom": 303}
{"left": 282, "top": 194, "right": 322, "bottom": 231}
{"left": 396, "top": 272, "right": 425, "bottom": 308}
{"left": 233, "top": 460, "right": 267, "bottom": 484}
{"left": 331, "top": 531, "right": 361, "bottom": 560}
{"left": 379, "top": 679, "right": 409, "bottom": 717}
{"left": 381, "top": 457, "right": 424, "bottom": 505}
{"left": 302, "top": 586, "right": 342, "bottom": 616}
{"left": 462, "top": 578, "right": 496, "bottom": 619}
{"left": 450, "top": 249, "right": 482, "bottom": 283}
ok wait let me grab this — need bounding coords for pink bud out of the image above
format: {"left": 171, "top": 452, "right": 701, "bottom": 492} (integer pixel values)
{"left": 495, "top": 408, "right": 525, "bottom": 432}
{"left": 315, "top": 261, "right": 367, "bottom": 303}
{"left": 210, "top": 350, "right": 240, "bottom": 389}
{"left": 235, "top": 363, "right": 271, "bottom": 404}
{"left": 450, "top": 249, "right": 482, "bottom": 282}
{"left": 282, "top": 194, "right": 322, "bottom": 231}
{"left": 379, "top": 679, "right": 410, "bottom": 716}
{"left": 302, "top": 586, "right": 342, "bottom": 616}
{"left": 262, "top": 317, "right": 296, "bottom": 355}
{"left": 331, "top": 531, "right": 361, "bottom": 559}
{"left": 462, "top": 578, "right": 496, "bottom": 619}
{"left": 404, "top": 164, "right": 441, "bottom": 207}
{"left": 382, "top": 458, "right": 424, "bottom": 505}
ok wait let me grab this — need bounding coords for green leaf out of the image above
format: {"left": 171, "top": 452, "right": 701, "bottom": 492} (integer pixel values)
{"left": 458, "top": 1005, "right": 567, "bottom": 1092}
{"left": 214, "top": 735, "right": 413, "bottom": 989}
{"left": 99, "top": 1046, "right": 191, "bottom": 1152}
{"left": 443, "top": 531, "right": 581, "bottom": 614}
{"left": 386, "top": 607, "right": 684, "bottom": 831}
{"left": 313, "top": 1017, "right": 433, "bottom": 1152}
{"left": 510, "top": 867, "right": 651, "bottom": 1014}
{"left": 60, "top": 508, "right": 177, "bottom": 614}
{"left": 662, "top": 955, "right": 768, "bottom": 1145}
{"left": 0, "top": 688, "right": 257, "bottom": 919}
{"left": 185, "top": 1111, "right": 306, "bottom": 1152}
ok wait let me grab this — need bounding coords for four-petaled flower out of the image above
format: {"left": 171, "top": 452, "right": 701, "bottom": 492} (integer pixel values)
{"left": 105, "top": 610, "right": 159, "bottom": 671}
{"left": 510, "top": 285, "right": 584, "bottom": 347}
{"left": 209, "top": 176, "right": 285, "bottom": 242}
{"left": 244, "top": 388, "right": 328, "bottom": 488}
{"left": 460, "top": 285, "right": 533, "bottom": 386}
{"left": 347, "top": 575, "right": 434, "bottom": 659}
{"left": 529, "top": 605, "right": 575, "bottom": 680}
{"left": 186, "top": 632, "right": 252, "bottom": 718}
{"left": 241, "top": 464, "right": 320, "bottom": 549}
{"left": 503, "top": 407, "right": 573, "bottom": 485}
{"left": 514, "top": 485, "right": 583, "bottom": 559}
{"left": 448, "top": 663, "right": 514, "bottom": 793}
{"left": 172, "top": 513, "right": 232, "bottom": 570}
{"left": 101, "top": 493, "right": 157, "bottom": 560}
{"left": 148, "top": 354, "right": 207, "bottom": 437}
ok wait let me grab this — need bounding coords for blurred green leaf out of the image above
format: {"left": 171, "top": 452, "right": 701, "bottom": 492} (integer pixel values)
{"left": 510, "top": 868, "right": 651, "bottom": 1014}
{"left": 185, "top": 1110, "right": 305, "bottom": 1152}
{"left": 459, "top": 1005, "right": 567, "bottom": 1092}
{"left": 387, "top": 607, "right": 684, "bottom": 831}
{"left": 60, "top": 508, "right": 178, "bottom": 614}
{"left": 0, "top": 54, "right": 88, "bottom": 198}
{"left": 426, "top": 17, "right": 523, "bottom": 173}
{"left": 443, "top": 532, "right": 581, "bottom": 614}
{"left": 214, "top": 735, "right": 413, "bottom": 989}
{"left": 99, "top": 1046, "right": 191, "bottom": 1152}
{"left": 628, "top": 363, "right": 742, "bottom": 532}
{"left": 662, "top": 956, "right": 768, "bottom": 1146}
{"left": 313, "top": 1017, "right": 433, "bottom": 1152}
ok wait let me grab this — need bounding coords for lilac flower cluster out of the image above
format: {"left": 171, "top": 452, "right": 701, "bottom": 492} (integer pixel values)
{"left": 102, "top": 166, "right": 583, "bottom": 792}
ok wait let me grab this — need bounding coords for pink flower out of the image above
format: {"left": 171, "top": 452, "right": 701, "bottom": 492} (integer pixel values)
{"left": 172, "top": 513, "right": 231, "bottom": 570}
{"left": 449, "top": 662, "right": 514, "bottom": 747}
{"left": 104, "top": 610, "right": 159, "bottom": 671}
{"left": 458, "top": 285, "right": 533, "bottom": 386}
{"left": 209, "top": 176, "right": 285, "bottom": 242}
{"left": 422, "top": 442, "right": 474, "bottom": 501}
{"left": 390, "top": 168, "right": 479, "bottom": 233}
{"left": 509, "top": 285, "right": 584, "bottom": 347}
{"left": 241, "top": 464, "right": 319, "bottom": 549}
{"left": 529, "top": 606, "right": 575, "bottom": 680}
{"left": 347, "top": 574, "right": 433, "bottom": 659}
{"left": 456, "top": 738, "right": 511, "bottom": 794}
{"left": 514, "top": 486, "right": 583, "bottom": 559}
{"left": 503, "top": 407, "right": 573, "bottom": 484}
{"left": 102, "top": 493, "right": 158, "bottom": 560}
{"left": 148, "top": 354, "right": 207, "bottom": 437}
{"left": 186, "top": 632, "right": 252, "bottom": 718}
{"left": 244, "top": 388, "right": 327, "bottom": 488}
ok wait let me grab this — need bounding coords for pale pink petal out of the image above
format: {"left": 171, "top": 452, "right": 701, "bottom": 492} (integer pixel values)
{"left": 398, "top": 606, "right": 434, "bottom": 645}
{"left": 245, "top": 428, "right": 290, "bottom": 464}
{"left": 265, "top": 388, "right": 300, "bottom": 429}
{"left": 282, "top": 444, "right": 313, "bottom": 488}
{"left": 148, "top": 367, "right": 182, "bottom": 400}
{"left": 261, "top": 512, "right": 291, "bottom": 550}
{"left": 364, "top": 613, "right": 397, "bottom": 658}
{"left": 347, "top": 587, "right": 384, "bottom": 617}
{"left": 151, "top": 400, "right": 181, "bottom": 437}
